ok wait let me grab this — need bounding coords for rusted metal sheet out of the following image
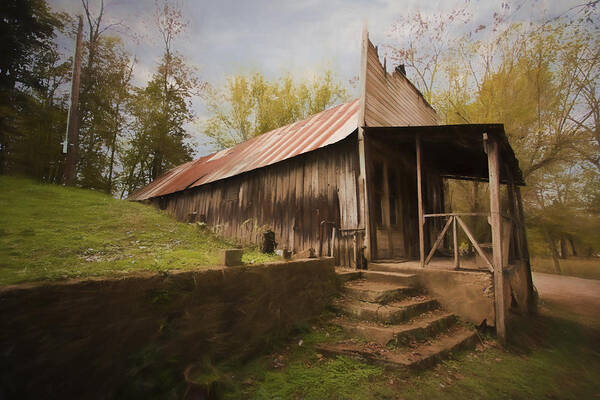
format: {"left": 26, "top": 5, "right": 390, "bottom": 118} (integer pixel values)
{"left": 129, "top": 99, "right": 360, "bottom": 201}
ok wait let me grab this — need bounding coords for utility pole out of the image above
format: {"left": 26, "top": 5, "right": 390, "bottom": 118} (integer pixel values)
{"left": 63, "top": 15, "right": 84, "bottom": 185}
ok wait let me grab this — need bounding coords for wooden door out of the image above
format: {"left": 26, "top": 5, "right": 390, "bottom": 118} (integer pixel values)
{"left": 371, "top": 156, "right": 406, "bottom": 260}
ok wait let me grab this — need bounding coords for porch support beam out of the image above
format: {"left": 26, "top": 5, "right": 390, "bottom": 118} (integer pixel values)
{"left": 357, "top": 23, "right": 372, "bottom": 263}
{"left": 513, "top": 184, "right": 535, "bottom": 313}
{"left": 453, "top": 215, "right": 459, "bottom": 269}
{"left": 424, "top": 216, "right": 453, "bottom": 265}
{"left": 416, "top": 134, "right": 425, "bottom": 267}
{"left": 455, "top": 216, "right": 493, "bottom": 271}
{"left": 486, "top": 134, "right": 506, "bottom": 344}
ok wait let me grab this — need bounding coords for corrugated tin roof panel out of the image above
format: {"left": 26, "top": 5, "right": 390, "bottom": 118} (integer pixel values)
{"left": 129, "top": 99, "right": 359, "bottom": 200}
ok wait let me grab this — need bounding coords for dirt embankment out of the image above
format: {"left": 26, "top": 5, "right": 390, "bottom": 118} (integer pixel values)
{"left": 0, "top": 258, "right": 337, "bottom": 399}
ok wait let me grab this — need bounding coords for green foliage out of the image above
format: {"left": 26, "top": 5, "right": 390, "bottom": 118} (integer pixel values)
{"left": 1, "top": 0, "right": 201, "bottom": 198}
{"left": 0, "top": 0, "right": 68, "bottom": 178}
{"left": 0, "top": 176, "right": 277, "bottom": 285}
{"left": 203, "top": 70, "right": 347, "bottom": 150}
{"left": 0, "top": 0, "right": 64, "bottom": 91}
{"left": 389, "top": 9, "right": 600, "bottom": 263}
{"left": 78, "top": 34, "right": 134, "bottom": 192}
{"left": 119, "top": 1, "right": 201, "bottom": 196}
{"left": 121, "top": 54, "right": 197, "bottom": 195}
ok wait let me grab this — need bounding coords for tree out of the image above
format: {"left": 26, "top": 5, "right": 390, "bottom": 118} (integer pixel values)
{"left": 569, "top": 32, "right": 600, "bottom": 173}
{"left": 0, "top": 0, "right": 65, "bottom": 174}
{"left": 203, "top": 70, "right": 347, "bottom": 150}
{"left": 76, "top": 34, "right": 134, "bottom": 191}
{"left": 10, "top": 37, "right": 71, "bottom": 182}
{"left": 120, "top": 0, "right": 201, "bottom": 196}
{"left": 458, "top": 24, "right": 599, "bottom": 268}
{"left": 76, "top": 0, "right": 135, "bottom": 191}
{"left": 386, "top": 7, "right": 473, "bottom": 103}
{"left": 387, "top": 5, "right": 600, "bottom": 265}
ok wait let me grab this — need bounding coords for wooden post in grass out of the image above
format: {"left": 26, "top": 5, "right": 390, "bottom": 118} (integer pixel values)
{"left": 63, "top": 15, "right": 84, "bottom": 186}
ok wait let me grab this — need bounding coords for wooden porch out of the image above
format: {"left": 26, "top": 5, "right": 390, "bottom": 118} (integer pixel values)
{"left": 361, "top": 124, "right": 533, "bottom": 342}
{"left": 375, "top": 257, "right": 492, "bottom": 272}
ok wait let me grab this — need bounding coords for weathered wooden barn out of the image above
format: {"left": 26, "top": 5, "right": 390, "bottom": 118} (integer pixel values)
{"left": 131, "top": 31, "right": 534, "bottom": 338}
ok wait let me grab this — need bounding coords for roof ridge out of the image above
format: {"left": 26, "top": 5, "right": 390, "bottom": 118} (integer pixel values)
{"left": 129, "top": 99, "right": 360, "bottom": 200}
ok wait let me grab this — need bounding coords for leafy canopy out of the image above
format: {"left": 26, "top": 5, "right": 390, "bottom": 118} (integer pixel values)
{"left": 202, "top": 70, "right": 347, "bottom": 150}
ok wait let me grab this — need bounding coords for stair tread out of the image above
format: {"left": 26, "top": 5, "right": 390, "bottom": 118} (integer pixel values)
{"left": 336, "top": 296, "right": 436, "bottom": 312}
{"left": 317, "top": 326, "right": 477, "bottom": 368}
{"left": 344, "top": 279, "right": 413, "bottom": 292}
{"left": 333, "top": 310, "right": 456, "bottom": 346}
{"left": 362, "top": 270, "right": 417, "bottom": 278}
{"left": 335, "top": 269, "right": 362, "bottom": 280}
{"left": 335, "top": 310, "right": 455, "bottom": 332}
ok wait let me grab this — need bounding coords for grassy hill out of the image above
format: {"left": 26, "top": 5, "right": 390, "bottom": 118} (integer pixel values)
{"left": 0, "top": 176, "right": 277, "bottom": 285}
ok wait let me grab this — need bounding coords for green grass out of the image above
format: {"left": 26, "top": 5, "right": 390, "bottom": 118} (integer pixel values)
{"left": 531, "top": 257, "right": 600, "bottom": 280}
{"left": 0, "top": 176, "right": 278, "bottom": 285}
{"left": 199, "top": 310, "right": 600, "bottom": 400}
{"left": 216, "top": 320, "right": 394, "bottom": 400}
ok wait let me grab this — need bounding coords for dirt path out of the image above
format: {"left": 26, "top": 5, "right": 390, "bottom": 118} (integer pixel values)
{"left": 533, "top": 272, "right": 600, "bottom": 328}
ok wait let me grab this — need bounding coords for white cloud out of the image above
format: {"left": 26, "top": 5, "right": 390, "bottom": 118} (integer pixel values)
{"left": 48, "top": 0, "right": 589, "bottom": 157}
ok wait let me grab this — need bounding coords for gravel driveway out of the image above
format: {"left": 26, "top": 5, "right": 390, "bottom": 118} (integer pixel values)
{"left": 533, "top": 272, "right": 600, "bottom": 328}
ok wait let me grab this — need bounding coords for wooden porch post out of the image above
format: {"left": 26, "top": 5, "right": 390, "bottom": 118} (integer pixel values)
{"left": 486, "top": 134, "right": 506, "bottom": 343}
{"left": 453, "top": 215, "right": 459, "bottom": 269}
{"left": 357, "top": 23, "right": 372, "bottom": 262}
{"left": 507, "top": 181, "right": 532, "bottom": 314}
{"left": 515, "top": 185, "right": 535, "bottom": 313}
{"left": 416, "top": 135, "right": 425, "bottom": 267}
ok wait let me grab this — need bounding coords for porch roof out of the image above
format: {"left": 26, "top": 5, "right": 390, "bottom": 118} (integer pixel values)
{"left": 365, "top": 123, "right": 525, "bottom": 186}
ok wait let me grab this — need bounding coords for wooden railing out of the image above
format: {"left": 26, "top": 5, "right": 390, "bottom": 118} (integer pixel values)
{"left": 423, "top": 213, "right": 494, "bottom": 271}
{"left": 319, "top": 220, "right": 365, "bottom": 269}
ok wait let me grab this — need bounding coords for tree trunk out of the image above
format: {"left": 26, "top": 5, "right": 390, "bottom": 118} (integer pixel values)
{"left": 542, "top": 227, "right": 561, "bottom": 274}
{"left": 106, "top": 103, "right": 120, "bottom": 194}
{"left": 559, "top": 236, "right": 568, "bottom": 259}
{"left": 568, "top": 237, "right": 577, "bottom": 257}
{"left": 0, "top": 129, "right": 5, "bottom": 175}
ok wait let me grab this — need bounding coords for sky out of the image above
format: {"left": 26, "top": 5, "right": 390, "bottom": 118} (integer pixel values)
{"left": 48, "top": 0, "right": 589, "bottom": 156}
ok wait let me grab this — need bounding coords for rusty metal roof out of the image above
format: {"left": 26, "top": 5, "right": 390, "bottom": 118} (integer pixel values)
{"left": 129, "top": 99, "right": 360, "bottom": 200}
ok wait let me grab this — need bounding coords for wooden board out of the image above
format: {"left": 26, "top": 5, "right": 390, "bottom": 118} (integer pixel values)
{"left": 152, "top": 135, "right": 362, "bottom": 263}
{"left": 364, "top": 41, "right": 438, "bottom": 128}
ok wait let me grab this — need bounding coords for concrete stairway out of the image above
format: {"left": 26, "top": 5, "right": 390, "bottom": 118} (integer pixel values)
{"left": 318, "top": 269, "right": 478, "bottom": 369}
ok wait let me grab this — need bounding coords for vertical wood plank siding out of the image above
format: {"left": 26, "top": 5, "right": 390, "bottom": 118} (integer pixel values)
{"left": 364, "top": 41, "right": 438, "bottom": 127}
{"left": 362, "top": 39, "right": 443, "bottom": 260}
{"left": 151, "top": 135, "right": 360, "bottom": 259}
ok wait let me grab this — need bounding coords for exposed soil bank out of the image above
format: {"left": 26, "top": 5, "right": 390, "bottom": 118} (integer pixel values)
{"left": 0, "top": 258, "right": 336, "bottom": 399}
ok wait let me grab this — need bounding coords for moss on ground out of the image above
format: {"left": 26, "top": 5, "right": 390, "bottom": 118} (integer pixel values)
{"left": 0, "top": 176, "right": 278, "bottom": 285}
{"left": 198, "top": 311, "right": 600, "bottom": 400}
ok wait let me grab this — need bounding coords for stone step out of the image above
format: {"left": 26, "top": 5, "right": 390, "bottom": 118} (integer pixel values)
{"left": 334, "top": 310, "right": 458, "bottom": 346}
{"left": 316, "top": 326, "right": 477, "bottom": 369}
{"left": 361, "top": 270, "right": 418, "bottom": 286}
{"left": 333, "top": 296, "right": 439, "bottom": 324}
{"left": 368, "top": 263, "right": 418, "bottom": 274}
{"left": 343, "top": 279, "right": 420, "bottom": 304}
{"left": 335, "top": 268, "right": 363, "bottom": 283}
